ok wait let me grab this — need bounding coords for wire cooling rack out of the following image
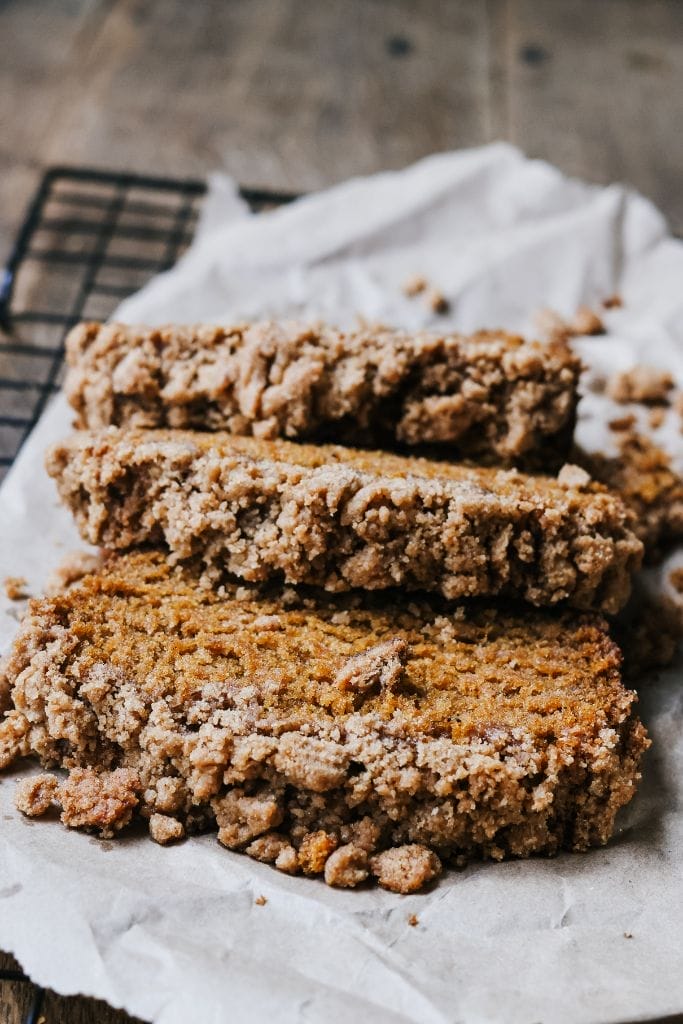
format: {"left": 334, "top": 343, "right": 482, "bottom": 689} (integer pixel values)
{"left": 0, "top": 165, "right": 294, "bottom": 1022}
{"left": 0, "top": 166, "right": 296, "bottom": 483}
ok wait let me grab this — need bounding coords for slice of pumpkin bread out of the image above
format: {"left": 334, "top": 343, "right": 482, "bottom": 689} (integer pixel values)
{"left": 0, "top": 551, "right": 648, "bottom": 892}
{"left": 64, "top": 321, "right": 580, "bottom": 466}
{"left": 47, "top": 429, "right": 642, "bottom": 613}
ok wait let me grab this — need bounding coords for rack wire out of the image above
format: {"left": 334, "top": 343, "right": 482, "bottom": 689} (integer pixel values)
{"left": 0, "top": 165, "right": 294, "bottom": 1022}
{"left": 0, "top": 166, "right": 295, "bottom": 482}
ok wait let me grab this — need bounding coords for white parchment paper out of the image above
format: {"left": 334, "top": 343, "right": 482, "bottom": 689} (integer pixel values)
{"left": 1, "top": 143, "right": 683, "bottom": 1024}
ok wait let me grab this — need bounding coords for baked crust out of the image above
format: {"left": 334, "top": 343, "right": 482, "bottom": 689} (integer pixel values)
{"left": 64, "top": 321, "right": 580, "bottom": 466}
{"left": 46, "top": 428, "right": 642, "bottom": 613}
{"left": 0, "top": 551, "right": 649, "bottom": 892}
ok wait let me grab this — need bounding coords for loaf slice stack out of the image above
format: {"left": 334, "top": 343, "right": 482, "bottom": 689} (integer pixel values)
{"left": 0, "top": 320, "right": 649, "bottom": 892}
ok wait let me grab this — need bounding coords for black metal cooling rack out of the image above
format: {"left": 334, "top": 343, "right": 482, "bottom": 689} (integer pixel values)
{"left": 0, "top": 165, "right": 296, "bottom": 483}
{"left": 0, "top": 164, "right": 295, "bottom": 1022}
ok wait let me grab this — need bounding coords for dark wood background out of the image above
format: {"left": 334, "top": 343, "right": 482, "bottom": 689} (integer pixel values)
{"left": 2, "top": 0, "right": 682, "bottom": 1021}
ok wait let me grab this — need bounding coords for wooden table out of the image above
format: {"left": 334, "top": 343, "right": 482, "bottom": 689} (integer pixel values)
{"left": 2, "top": 1, "right": 682, "bottom": 1020}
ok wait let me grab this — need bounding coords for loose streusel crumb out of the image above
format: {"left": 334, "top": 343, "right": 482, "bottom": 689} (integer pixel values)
{"left": 609, "top": 415, "right": 637, "bottom": 433}
{"left": 47, "top": 428, "right": 642, "bottom": 613}
{"left": 535, "top": 305, "right": 604, "bottom": 343}
{"left": 557, "top": 463, "right": 591, "bottom": 489}
{"left": 298, "top": 830, "right": 339, "bottom": 874}
{"left": 149, "top": 813, "right": 185, "bottom": 845}
{"left": 371, "top": 845, "right": 442, "bottom": 893}
{"left": 571, "top": 306, "right": 605, "bottom": 336}
{"left": 255, "top": 895, "right": 267, "bottom": 906}
{"left": 324, "top": 844, "right": 370, "bottom": 888}
{"left": 15, "top": 774, "right": 58, "bottom": 817}
{"left": 402, "top": 274, "right": 428, "bottom": 297}
{"left": 581, "top": 433, "right": 683, "bottom": 559}
{"left": 64, "top": 321, "right": 581, "bottom": 467}
{"left": 649, "top": 407, "right": 666, "bottom": 430}
{"left": 0, "top": 551, "right": 649, "bottom": 892}
{"left": 58, "top": 767, "right": 141, "bottom": 838}
{"left": 3, "top": 577, "right": 27, "bottom": 601}
{"left": 607, "top": 366, "right": 674, "bottom": 405}
{"left": 407, "top": 914, "right": 419, "bottom": 927}
{"left": 426, "top": 288, "right": 449, "bottom": 315}
{"left": 603, "top": 295, "right": 623, "bottom": 309}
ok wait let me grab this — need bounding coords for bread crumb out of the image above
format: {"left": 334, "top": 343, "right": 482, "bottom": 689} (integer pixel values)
{"left": 557, "top": 464, "right": 591, "bottom": 489}
{"left": 623, "top": 931, "right": 633, "bottom": 939}
{"left": 534, "top": 308, "right": 569, "bottom": 344}
{"left": 149, "top": 812, "right": 184, "bottom": 845}
{"left": 3, "top": 577, "right": 27, "bottom": 601}
{"left": 402, "top": 274, "right": 427, "bottom": 297}
{"left": 324, "top": 844, "right": 369, "bottom": 888}
{"left": 608, "top": 414, "right": 637, "bottom": 433}
{"left": 408, "top": 914, "right": 419, "bottom": 927}
{"left": 603, "top": 295, "right": 623, "bottom": 309}
{"left": 649, "top": 407, "right": 666, "bottom": 430}
{"left": 298, "top": 830, "right": 338, "bottom": 875}
{"left": 535, "top": 305, "right": 604, "bottom": 342}
{"left": 607, "top": 366, "right": 674, "bottom": 405}
{"left": 371, "top": 844, "right": 442, "bottom": 894}
{"left": 15, "top": 774, "right": 58, "bottom": 817}
{"left": 426, "top": 288, "right": 450, "bottom": 315}
{"left": 581, "top": 431, "right": 683, "bottom": 560}
{"left": 58, "top": 767, "right": 141, "bottom": 838}
{"left": 255, "top": 895, "right": 267, "bottom": 906}
{"left": 571, "top": 305, "right": 605, "bottom": 336}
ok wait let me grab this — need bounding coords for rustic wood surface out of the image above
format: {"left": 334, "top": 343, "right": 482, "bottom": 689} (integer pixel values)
{"left": 2, "top": 0, "right": 683, "bottom": 1021}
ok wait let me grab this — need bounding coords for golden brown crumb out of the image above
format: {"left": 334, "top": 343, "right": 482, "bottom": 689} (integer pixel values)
{"left": 58, "top": 767, "right": 141, "bottom": 838}
{"left": 255, "top": 895, "right": 267, "bottom": 906}
{"left": 3, "top": 576, "right": 28, "bottom": 601}
{"left": 407, "top": 914, "right": 419, "bottom": 927}
{"left": 557, "top": 463, "right": 591, "bottom": 489}
{"left": 607, "top": 366, "right": 674, "bottom": 405}
{"left": 535, "top": 305, "right": 604, "bottom": 342}
{"left": 649, "top": 407, "right": 666, "bottom": 430}
{"left": 669, "top": 567, "right": 683, "bottom": 593}
{"left": 324, "top": 844, "right": 370, "bottom": 888}
{"left": 371, "top": 845, "right": 442, "bottom": 894}
{"left": 581, "top": 432, "right": 683, "bottom": 559}
{"left": 603, "top": 295, "right": 623, "bottom": 309}
{"left": 571, "top": 305, "right": 605, "bottom": 336}
{"left": 534, "top": 308, "right": 571, "bottom": 345}
{"left": 402, "top": 274, "right": 427, "bottom": 297}
{"left": 609, "top": 414, "right": 637, "bottom": 433}
{"left": 298, "top": 830, "right": 339, "bottom": 875}
{"left": 426, "top": 288, "right": 450, "bottom": 315}
{"left": 14, "top": 774, "right": 58, "bottom": 817}
{"left": 149, "top": 813, "right": 184, "bottom": 845}
{"left": 213, "top": 788, "right": 283, "bottom": 849}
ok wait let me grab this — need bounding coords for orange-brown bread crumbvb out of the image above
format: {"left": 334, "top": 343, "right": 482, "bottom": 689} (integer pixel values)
{"left": 47, "top": 429, "right": 643, "bottom": 613}
{"left": 64, "top": 321, "right": 581, "bottom": 467}
{"left": 0, "top": 552, "right": 648, "bottom": 892}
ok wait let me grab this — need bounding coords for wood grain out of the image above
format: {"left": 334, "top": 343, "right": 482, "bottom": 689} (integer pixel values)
{"left": 504, "top": 0, "right": 683, "bottom": 232}
{"left": 1, "top": 0, "right": 683, "bottom": 1020}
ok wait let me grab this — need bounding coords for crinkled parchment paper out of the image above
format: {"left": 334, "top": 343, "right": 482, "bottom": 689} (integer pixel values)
{"left": 1, "top": 144, "right": 682, "bottom": 1024}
